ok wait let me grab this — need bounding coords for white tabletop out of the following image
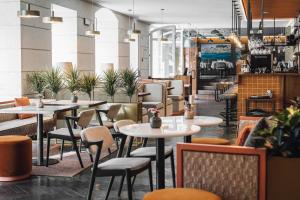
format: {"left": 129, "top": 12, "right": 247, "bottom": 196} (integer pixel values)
{"left": 161, "top": 116, "right": 223, "bottom": 127}
{"left": 44, "top": 100, "right": 106, "bottom": 107}
{"left": 0, "top": 105, "right": 78, "bottom": 115}
{"left": 119, "top": 122, "right": 201, "bottom": 139}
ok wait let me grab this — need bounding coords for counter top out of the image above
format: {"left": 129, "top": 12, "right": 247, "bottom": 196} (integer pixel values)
{"left": 238, "top": 73, "right": 300, "bottom": 76}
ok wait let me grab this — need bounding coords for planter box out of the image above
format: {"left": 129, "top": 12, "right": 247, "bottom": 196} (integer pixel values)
{"left": 267, "top": 156, "right": 300, "bottom": 200}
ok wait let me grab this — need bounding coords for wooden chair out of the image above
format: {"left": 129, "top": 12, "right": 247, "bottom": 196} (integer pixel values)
{"left": 81, "top": 126, "right": 153, "bottom": 200}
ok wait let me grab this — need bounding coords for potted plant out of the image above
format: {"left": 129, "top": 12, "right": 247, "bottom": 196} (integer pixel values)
{"left": 64, "top": 67, "right": 81, "bottom": 103}
{"left": 120, "top": 68, "right": 139, "bottom": 103}
{"left": 44, "top": 68, "right": 64, "bottom": 100}
{"left": 102, "top": 69, "right": 119, "bottom": 103}
{"left": 148, "top": 108, "right": 161, "bottom": 128}
{"left": 81, "top": 73, "right": 99, "bottom": 100}
{"left": 26, "top": 71, "right": 46, "bottom": 96}
{"left": 256, "top": 106, "right": 300, "bottom": 200}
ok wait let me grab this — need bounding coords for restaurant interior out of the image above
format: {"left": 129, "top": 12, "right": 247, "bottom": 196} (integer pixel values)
{"left": 1, "top": 0, "right": 300, "bottom": 199}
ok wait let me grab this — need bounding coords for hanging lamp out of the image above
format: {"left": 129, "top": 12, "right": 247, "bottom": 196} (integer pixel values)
{"left": 131, "top": 0, "right": 141, "bottom": 36}
{"left": 159, "top": 9, "right": 168, "bottom": 42}
{"left": 85, "top": 0, "right": 100, "bottom": 37}
{"left": 17, "top": 3, "right": 40, "bottom": 18}
{"left": 124, "top": 10, "right": 136, "bottom": 43}
{"left": 43, "top": 4, "right": 63, "bottom": 24}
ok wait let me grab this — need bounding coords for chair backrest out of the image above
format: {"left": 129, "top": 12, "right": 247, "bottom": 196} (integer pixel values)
{"left": 80, "top": 126, "right": 117, "bottom": 157}
{"left": 177, "top": 143, "right": 266, "bottom": 200}
{"left": 77, "top": 109, "right": 95, "bottom": 128}
{"left": 170, "top": 80, "right": 184, "bottom": 96}
{"left": 143, "top": 83, "right": 165, "bottom": 103}
{"left": 106, "top": 104, "right": 122, "bottom": 121}
{"left": 113, "top": 119, "right": 135, "bottom": 132}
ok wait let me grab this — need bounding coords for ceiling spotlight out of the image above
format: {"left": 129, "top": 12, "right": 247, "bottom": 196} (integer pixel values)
{"left": 17, "top": 3, "right": 40, "bottom": 18}
{"left": 43, "top": 5, "right": 63, "bottom": 24}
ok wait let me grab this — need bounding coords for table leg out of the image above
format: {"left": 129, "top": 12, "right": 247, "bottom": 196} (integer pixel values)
{"left": 32, "top": 114, "right": 59, "bottom": 166}
{"left": 156, "top": 138, "right": 165, "bottom": 189}
{"left": 184, "top": 135, "right": 191, "bottom": 143}
{"left": 37, "top": 114, "right": 43, "bottom": 165}
{"left": 72, "top": 109, "right": 77, "bottom": 128}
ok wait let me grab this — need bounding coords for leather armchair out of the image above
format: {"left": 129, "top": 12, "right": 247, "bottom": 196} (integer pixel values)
{"left": 141, "top": 83, "right": 166, "bottom": 116}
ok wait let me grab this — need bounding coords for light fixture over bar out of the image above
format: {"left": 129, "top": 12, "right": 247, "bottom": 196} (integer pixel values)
{"left": 17, "top": 3, "right": 40, "bottom": 18}
{"left": 43, "top": 5, "right": 63, "bottom": 24}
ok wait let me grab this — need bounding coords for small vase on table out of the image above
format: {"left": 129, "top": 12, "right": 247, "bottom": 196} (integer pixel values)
{"left": 149, "top": 108, "right": 162, "bottom": 128}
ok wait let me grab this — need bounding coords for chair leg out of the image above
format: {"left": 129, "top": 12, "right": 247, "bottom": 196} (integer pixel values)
{"left": 79, "top": 139, "right": 82, "bottom": 153}
{"left": 89, "top": 154, "right": 93, "bottom": 163}
{"left": 104, "top": 176, "right": 115, "bottom": 200}
{"left": 46, "top": 135, "right": 51, "bottom": 167}
{"left": 118, "top": 175, "right": 125, "bottom": 197}
{"left": 60, "top": 140, "right": 64, "bottom": 160}
{"left": 126, "top": 172, "right": 133, "bottom": 200}
{"left": 72, "top": 139, "right": 84, "bottom": 168}
{"left": 87, "top": 172, "right": 96, "bottom": 200}
{"left": 131, "top": 175, "right": 137, "bottom": 187}
{"left": 148, "top": 163, "right": 153, "bottom": 191}
{"left": 170, "top": 152, "right": 176, "bottom": 188}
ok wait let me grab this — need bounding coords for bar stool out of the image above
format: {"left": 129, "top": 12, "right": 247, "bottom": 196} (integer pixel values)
{"left": 219, "top": 93, "right": 237, "bottom": 127}
{"left": 143, "top": 188, "right": 221, "bottom": 200}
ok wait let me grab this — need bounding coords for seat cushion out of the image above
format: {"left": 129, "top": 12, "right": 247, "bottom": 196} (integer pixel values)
{"left": 98, "top": 157, "right": 150, "bottom": 171}
{"left": 166, "top": 98, "right": 172, "bottom": 105}
{"left": 192, "top": 137, "right": 231, "bottom": 145}
{"left": 14, "top": 97, "right": 34, "bottom": 119}
{"left": 143, "top": 188, "right": 221, "bottom": 200}
{"left": 130, "top": 146, "right": 173, "bottom": 157}
{"left": 142, "top": 102, "right": 164, "bottom": 110}
{"left": 0, "top": 116, "right": 55, "bottom": 136}
{"left": 49, "top": 128, "right": 81, "bottom": 138}
{"left": 168, "top": 95, "right": 184, "bottom": 101}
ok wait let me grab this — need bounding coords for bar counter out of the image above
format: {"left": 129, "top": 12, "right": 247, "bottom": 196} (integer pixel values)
{"left": 237, "top": 73, "right": 300, "bottom": 117}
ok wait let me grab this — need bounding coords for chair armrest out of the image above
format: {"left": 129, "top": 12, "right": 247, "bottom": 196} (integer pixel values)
{"left": 95, "top": 109, "right": 109, "bottom": 114}
{"left": 65, "top": 116, "right": 80, "bottom": 122}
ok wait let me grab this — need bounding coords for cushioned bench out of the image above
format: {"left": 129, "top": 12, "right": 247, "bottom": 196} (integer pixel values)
{"left": 0, "top": 102, "right": 56, "bottom": 136}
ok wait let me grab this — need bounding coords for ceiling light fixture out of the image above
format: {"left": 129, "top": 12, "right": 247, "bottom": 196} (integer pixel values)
{"left": 43, "top": 4, "right": 63, "bottom": 24}
{"left": 131, "top": 0, "right": 141, "bottom": 35}
{"left": 17, "top": 3, "right": 40, "bottom": 18}
{"left": 85, "top": 0, "right": 100, "bottom": 37}
{"left": 124, "top": 10, "right": 136, "bottom": 43}
{"left": 159, "top": 9, "right": 168, "bottom": 42}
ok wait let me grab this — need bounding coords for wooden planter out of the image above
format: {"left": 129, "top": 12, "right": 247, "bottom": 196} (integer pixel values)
{"left": 267, "top": 156, "right": 300, "bottom": 200}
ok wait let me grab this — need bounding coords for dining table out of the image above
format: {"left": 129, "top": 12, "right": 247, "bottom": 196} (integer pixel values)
{"left": 0, "top": 105, "right": 79, "bottom": 166}
{"left": 119, "top": 116, "right": 201, "bottom": 189}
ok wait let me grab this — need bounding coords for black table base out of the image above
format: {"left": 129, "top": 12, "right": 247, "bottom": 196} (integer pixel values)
{"left": 32, "top": 158, "right": 59, "bottom": 166}
{"left": 156, "top": 138, "right": 165, "bottom": 189}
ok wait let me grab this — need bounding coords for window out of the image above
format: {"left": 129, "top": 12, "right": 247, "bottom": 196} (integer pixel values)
{"left": 51, "top": 4, "right": 77, "bottom": 67}
{"left": 95, "top": 8, "right": 118, "bottom": 76}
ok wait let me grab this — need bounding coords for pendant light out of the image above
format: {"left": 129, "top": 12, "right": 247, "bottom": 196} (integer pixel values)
{"left": 43, "top": 4, "right": 63, "bottom": 24}
{"left": 131, "top": 0, "right": 141, "bottom": 36}
{"left": 17, "top": 3, "right": 40, "bottom": 18}
{"left": 159, "top": 9, "right": 168, "bottom": 42}
{"left": 85, "top": 0, "right": 100, "bottom": 37}
{"left": 124, "top": 10, "right": 136, "bottom": 43}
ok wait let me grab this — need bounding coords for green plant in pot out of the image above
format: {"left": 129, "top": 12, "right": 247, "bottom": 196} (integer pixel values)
{"left": 26, "top": 71, "right": 46, "bottom": 96}
{"left": 120, "top": 68, "right": 139, "bottom": 103}
{"left": 257, "top": 106, "right": 300, "bottom": 157}
{"left": 44, "top": 68, "right": 64, "bottom": 100}
{"left": 64, "top": 67, "right": 81, "bottom": 103}
{"left": 102, "top": 69, "right": 119, "bottom": 103}
{"left": 81, "top": 73, "right": 99, "bottom": 100}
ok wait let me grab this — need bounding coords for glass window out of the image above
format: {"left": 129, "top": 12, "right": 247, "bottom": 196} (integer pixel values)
{"left": 51, "top": 4, "right": 77, "bottom": 67}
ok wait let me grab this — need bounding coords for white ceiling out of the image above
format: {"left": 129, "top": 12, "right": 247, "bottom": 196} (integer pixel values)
{"left": 97, "top": 0, "right": 290, "bottom": 28}
{"left": 98, "top": 0, "right": 236, "bottom": 28}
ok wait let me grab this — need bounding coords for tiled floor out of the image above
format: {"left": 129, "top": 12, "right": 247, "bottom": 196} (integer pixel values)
{"left": 0, "top": 98, "right": 236, "bottom": 200}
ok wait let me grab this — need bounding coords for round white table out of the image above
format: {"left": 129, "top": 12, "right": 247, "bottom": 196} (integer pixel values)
{"left": 161, "top": 116, "right": 223, "bottom": 127}
{"left": 119, "top": 119, "right": 201, "bottom": 189}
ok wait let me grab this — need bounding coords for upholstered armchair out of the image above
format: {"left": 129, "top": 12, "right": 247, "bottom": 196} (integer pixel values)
{"left": 168, "top": 80, "right": 185, "bottom": 114}
{"left": 141, "top": 83, "right": 166, "bottom": 116}
{"left": 176, "top": 143, "right": 266, "bottom": 200}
